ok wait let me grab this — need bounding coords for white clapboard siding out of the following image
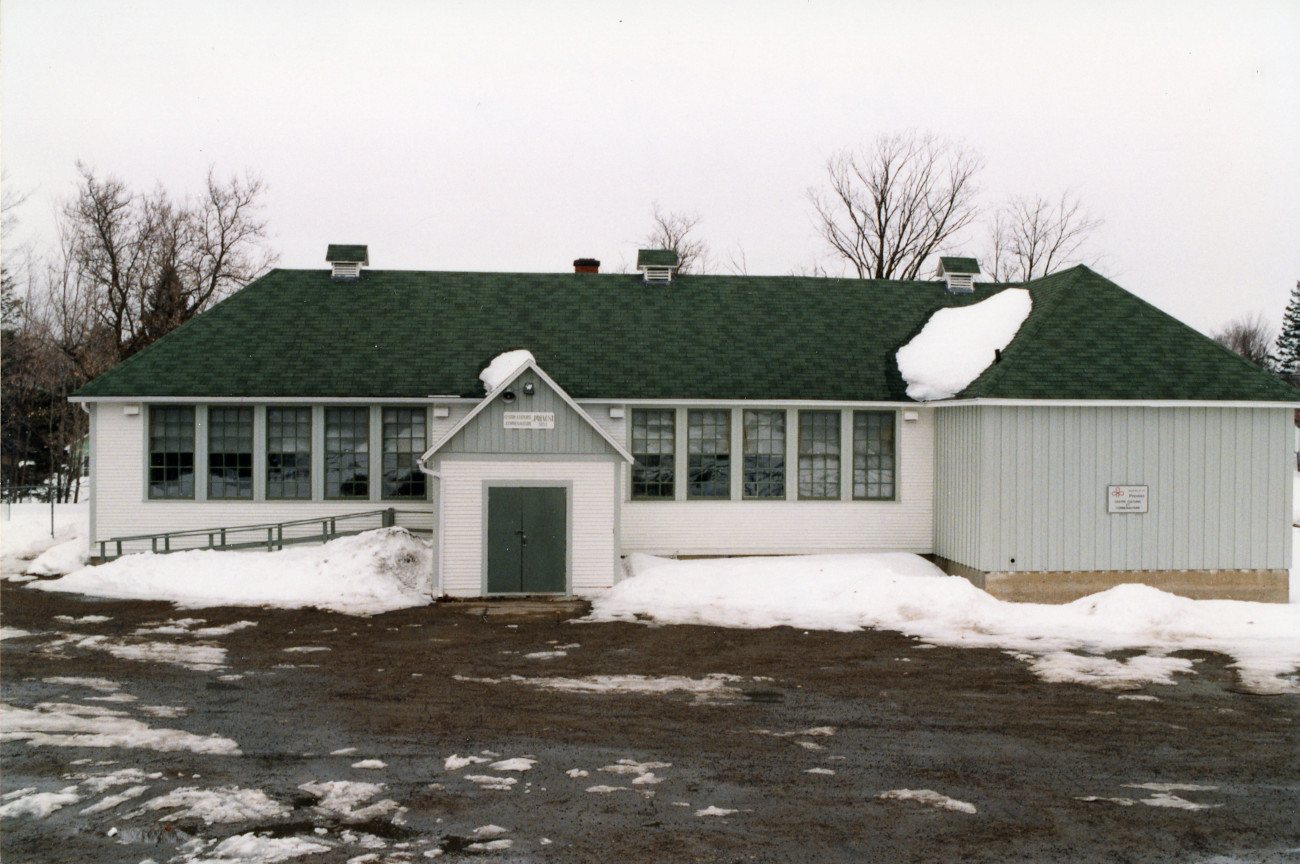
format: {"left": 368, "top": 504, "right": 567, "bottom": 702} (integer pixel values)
{"left": 619, "top": 408, "right": 935, "bottom": 555}
{"left": 91, "top": 405, "right": 433, "bottom": 548}
{"left": 438, "top": 459, "right": 618, "bottom": 596}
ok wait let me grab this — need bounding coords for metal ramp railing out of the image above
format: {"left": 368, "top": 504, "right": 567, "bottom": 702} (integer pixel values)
{"left": 97, "top": 508, "right": 428, "bottom": 561}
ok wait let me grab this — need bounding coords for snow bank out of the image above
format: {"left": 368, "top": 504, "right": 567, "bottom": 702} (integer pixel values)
{"left": 32, "top": 528, "right": 432, "bottom": 615}
{"left": 896, "top": 289, "right": 1032, "bottom": 400}
{"left": 589, "top": 554, "right": 1300, "bottom": 694}
{"left": 1, "top": 502, "right": 88, "bottom": 576}
{"left": 479, "top": 349, "right": 534, "bottom": 393}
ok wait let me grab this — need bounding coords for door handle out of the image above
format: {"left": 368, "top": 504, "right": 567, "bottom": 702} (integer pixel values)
{"left": 515, "top": 529, "right": 528, "bottom": 546}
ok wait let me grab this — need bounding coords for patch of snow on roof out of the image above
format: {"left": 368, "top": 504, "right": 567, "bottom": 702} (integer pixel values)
{"left": 479, "top": 349, "right": 535, "bottom": 393}
{"left": 896, "top": 288, "right": 1032, "bottom": 401}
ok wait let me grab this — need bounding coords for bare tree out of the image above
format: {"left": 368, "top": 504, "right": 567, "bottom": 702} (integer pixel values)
{"left": 642, "top": 203, "right": 710, "bottom": 274}
{"left": 1213, "top": 313, "right": 1275, "bottom": 370}
{"left": 65, "top": 163, "right": 277, "bottom": 361}
{"left": 0, "top": 164, "right": 277, "bottom": 496}
{"left": 809, "top": 131, "right": 982, "bottom": 280}
{"left": 986, "top": 191, "right": 1101, "bottom": 282}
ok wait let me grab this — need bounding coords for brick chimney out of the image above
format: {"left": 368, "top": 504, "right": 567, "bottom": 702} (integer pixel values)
{"left": 573, "top": 258, "right": 600, "bottom": 274}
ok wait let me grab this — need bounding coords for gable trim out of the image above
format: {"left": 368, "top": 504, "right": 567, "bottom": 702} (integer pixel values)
{"left": 420, "top": 360, "right": 634, "bottom": 464}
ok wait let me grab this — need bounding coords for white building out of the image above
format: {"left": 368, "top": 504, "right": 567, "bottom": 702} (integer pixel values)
{"left": 71, "top": 247, "right": 1298, "bottom": 602}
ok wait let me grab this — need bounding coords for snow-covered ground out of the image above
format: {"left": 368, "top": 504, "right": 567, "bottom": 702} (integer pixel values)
{"left": 1, "top": 501, "right": 89, "bottom": 578}
{"left": 589, "top": 553, "right": 1300, "bottom": 695}
{"left": 4, "top": 478, "right": 1298, "bottom": 694}
{"left": 31, "top": 529, "right": 432, "bottom": 615}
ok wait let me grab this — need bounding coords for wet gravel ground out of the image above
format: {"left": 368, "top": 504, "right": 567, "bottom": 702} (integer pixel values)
{"left": 2, "top": 579, "right": 1298, "bottom": 864}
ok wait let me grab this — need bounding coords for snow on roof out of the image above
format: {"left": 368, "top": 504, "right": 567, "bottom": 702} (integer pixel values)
{"left": 479, "top": 349, "right": 535, "bottom": 393}
{"left": 896, "top": 288, "right": 1032, "bottom": 401}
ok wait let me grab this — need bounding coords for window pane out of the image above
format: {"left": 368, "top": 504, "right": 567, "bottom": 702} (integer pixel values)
{"left": 853, "top": 411, "right": 896, "bottom": 500}
{"left": 208, "top": 407, "right": 253, "bottom": 499}
{"left": 325, "top": 407, "right": 370, "bottom": 499}
{"left": 743, "top": 410, "right": 785, "bottom": 499}
{"left": 148, "top": 406, "right": 195, "bottom": 499}
{"left": 798, "top": 411, "right": 840, "bottom": 499}
{"left": 687, "top": 409, "right": 730, "bottom": 499}
{"left": 267, "top": 407, "right": 312, "bottom": 499}
{"left": 631, "top": 409, "right": 675, "bottom": 499}
{"left": 382, "top": 407, "right": 427, "bottom": 499}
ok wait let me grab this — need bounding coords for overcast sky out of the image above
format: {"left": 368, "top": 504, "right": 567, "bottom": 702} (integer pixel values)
{"left": 3, "top": 0, "right": 1297, "bottom": 336}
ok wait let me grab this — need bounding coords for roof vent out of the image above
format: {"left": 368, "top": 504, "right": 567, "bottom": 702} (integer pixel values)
{"left": 936, "top": 256, "right": 980, "bottom": 294}
{"left": 637, "top": 249, "right": 680, "bottom": 284}
{"left": 573, "top": 258, "right": 600, "bottom": 274}
{"left": 326, "top": 244, "right": 369, "bottom": 280}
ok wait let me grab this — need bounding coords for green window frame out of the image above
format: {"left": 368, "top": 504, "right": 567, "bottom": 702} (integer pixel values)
{"left": 148, "top": 406, "right": 195, "bottom": 499}
{"left": 743, "top": 410, "right": 785, "bottom": 499}
{"left": 267, "top": 407, "right": 312, "bottom": 500}
{"left": 382, "top": 407, "right": 427, "bottom": 500}
{"left": 325, "top": 407, "right": 370, "bottom": 499}
{"left": 630, "top": 409, "right": 675, "bottom": 500}
{"left": 798, "top": 410, "right": 840, "bottom": 500}
{"left": 853, "top": 411, "right": 896, "bottom": 501}
{"left": 207, "top": 407, "right": 253, "bottom": 500}
{"left": 687, "top": 409, "right": 730, "bottom": 499}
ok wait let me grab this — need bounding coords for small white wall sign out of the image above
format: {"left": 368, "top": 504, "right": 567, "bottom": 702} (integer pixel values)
{"left": 503, "top": 411, "right": 555, "bottom": 430}
{"left": 1107, "top": 485, "right": 1148, "bottom": 514}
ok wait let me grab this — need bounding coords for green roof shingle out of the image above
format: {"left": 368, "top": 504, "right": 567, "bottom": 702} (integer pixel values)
{"left": 325, "top": 244, "right": 369, "bottom": 264}
{"left": 73, "top": 265, "right": 1299, "bottom": 404}
{"left": 637, "top": 249, "right": 680, "bottom": 268}
{"left": 938, "top": 256, "right": 981, "bottom": 275}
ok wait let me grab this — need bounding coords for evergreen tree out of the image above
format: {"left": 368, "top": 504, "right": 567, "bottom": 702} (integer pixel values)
{"left": 1272, "top": 281, "right": 1300, "bottom": 386}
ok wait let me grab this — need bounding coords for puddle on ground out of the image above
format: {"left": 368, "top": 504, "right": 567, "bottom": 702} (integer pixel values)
{"left": 743, "top": 689, "right": 784, "bottom": 703}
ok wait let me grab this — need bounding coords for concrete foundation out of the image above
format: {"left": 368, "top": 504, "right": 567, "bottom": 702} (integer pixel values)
{"left": 927, "top": 555, "right": 1290, "bottom": 604}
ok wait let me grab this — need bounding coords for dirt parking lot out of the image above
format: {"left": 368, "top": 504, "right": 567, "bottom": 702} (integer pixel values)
{"left": 2, "top": 580, "right": 1298, "bottom": 863}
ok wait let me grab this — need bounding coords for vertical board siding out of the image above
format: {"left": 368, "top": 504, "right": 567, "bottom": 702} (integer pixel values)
{"left": 92, "top": 407, "right": 433, "bottom": 546}
{"left": 438, "top": 459, "right": 617, "bottom": 596}
{"left": 619, "top": 408, "right": 934, "bottom": 556}
{"left": 961, "top": 405, "right": 1290, "bottom": 572}
{"left": 441, "top": 372, "right": 612, "bottom": 456}
{"left": 934, "top": 406, "right": 983, "bottom": 566}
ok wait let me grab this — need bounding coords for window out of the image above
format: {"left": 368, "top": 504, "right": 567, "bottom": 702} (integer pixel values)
{"left": 687, "top": 409, "right": 730, "bottom": 499}
{"left": 325, "top": 407, "right": 370, "bottom": 499}
{"left": 382, "top": 407, "right": 427, "bottom": 499}
{"left": 208, "top": 407, "right": 253, "bottom": 499}
{"left": 631, "top": 409, "right": 675, "bottom": 499}
{"left": 148, "top": 406, "right": 195, "bottom": 499}
{"left": 743, "top": 410, "right": 785, "bottom": 499}
{"left": 798, "top": 411, "right": 840, "bottom": 500}
{"left": 267, "top": 408, "right": 312, "bottom": 499}
{"left": 853, "top": 411, "right": 896, "bottom": 500}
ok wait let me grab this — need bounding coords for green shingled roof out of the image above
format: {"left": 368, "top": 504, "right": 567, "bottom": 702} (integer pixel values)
{"left": 637, "top": 249, "right": 680, "bottom": 268}
{"left": 73, "top": 265, "right": 1299, "bottom": 403}
{"left": 938, "top": 256, "right": 981, "bottom": 274}
{"left": 325, "top": 244, "right": 369, "bottom": 264}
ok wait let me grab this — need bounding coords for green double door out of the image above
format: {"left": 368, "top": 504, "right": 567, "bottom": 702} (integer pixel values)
{"left": 487, "top": 486, "right": 567, "bottom": 594}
